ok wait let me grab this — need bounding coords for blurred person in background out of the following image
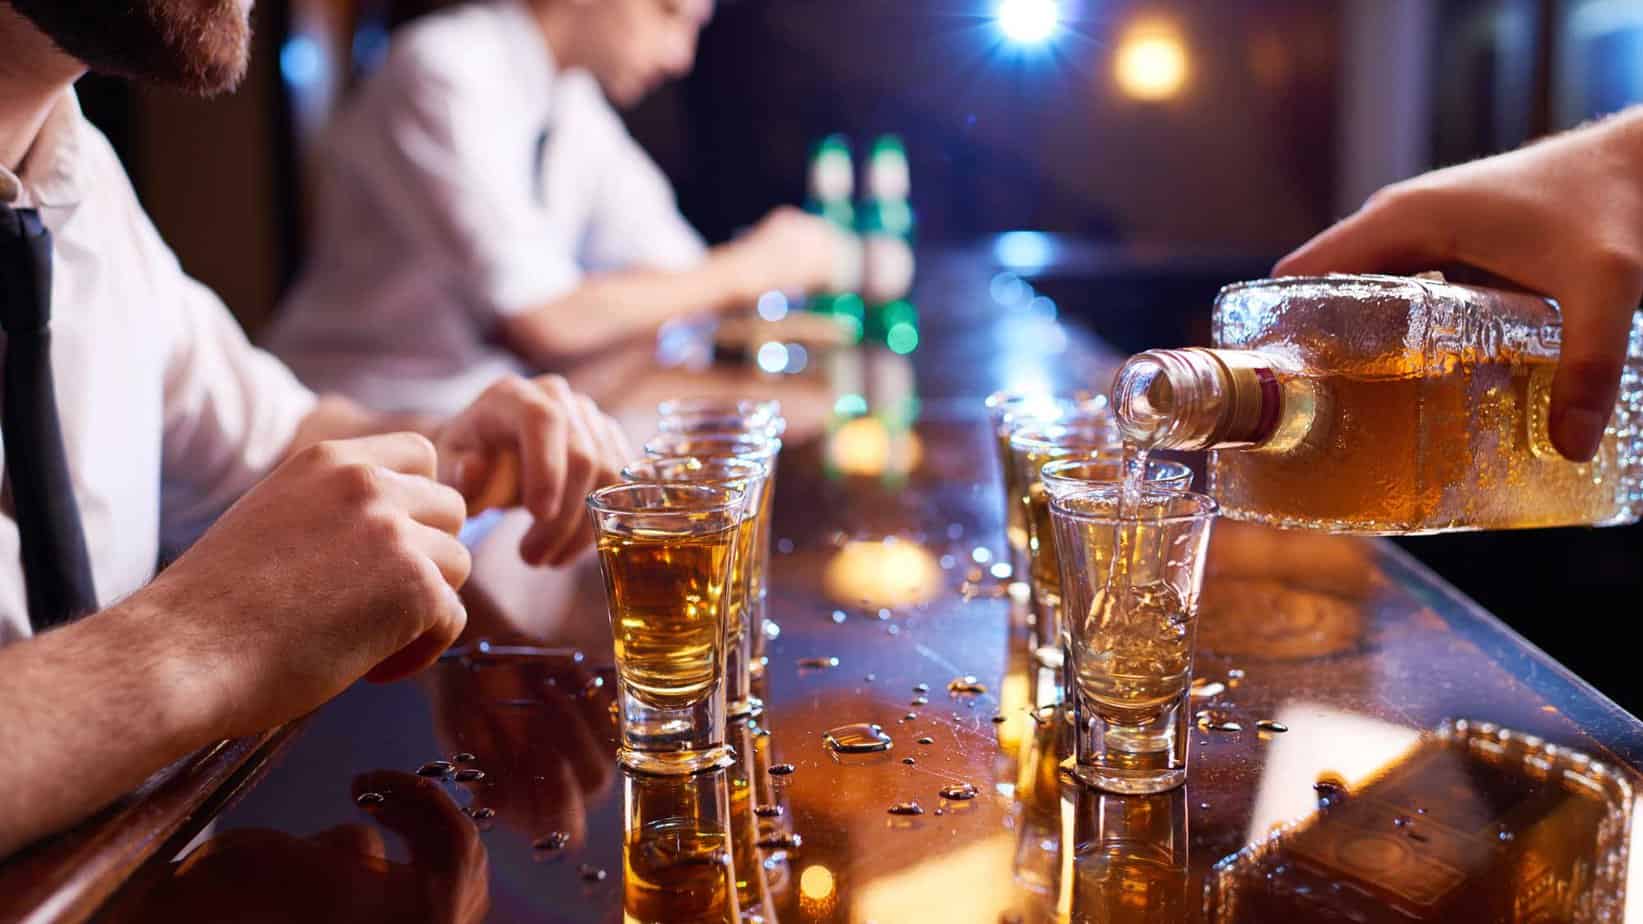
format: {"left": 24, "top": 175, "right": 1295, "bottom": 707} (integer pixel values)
{"left": 265, "top": 0, "right": 852, "bottom": 416}
{"left": 0, "top": 0, "right": 629, "bottom": 859}
{"left": 1277, "top": 106, "right": 1643, "bottom": 464}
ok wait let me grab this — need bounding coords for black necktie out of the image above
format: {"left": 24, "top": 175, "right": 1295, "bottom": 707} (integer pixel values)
{"left": 0, "top": 204, "right": 97, "bottom": 631}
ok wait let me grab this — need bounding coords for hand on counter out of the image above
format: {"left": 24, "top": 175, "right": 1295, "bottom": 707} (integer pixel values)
{"left": 435, "top": 374, "right": 632, "bottom": 566}
{"left": 1275, "top": 107, "right": 1643, "bottom": 462}
{"left": 141, "top": 432, "right": 472, "bottom": 739}
{"left": 104, "top": 772, "right": 489, "bottom": 924}
{"left": 726, "top": 206, "right": 858, "bottom": 297}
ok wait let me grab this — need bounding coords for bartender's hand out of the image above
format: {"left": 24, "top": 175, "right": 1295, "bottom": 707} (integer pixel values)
{"left": 433, "top": 375, "right": 631, "bottom": 566}
{"left": 103, "top": 772, "right": 490, "bottom": 924}
{"left": 1275, "top": 107, "right": 1643, "bottom": 462}
{"left": 139, "top": 433, "right": 472, "bottom": 739}
{"left": 727, "top": 206, "right": 855, "bottom": 296}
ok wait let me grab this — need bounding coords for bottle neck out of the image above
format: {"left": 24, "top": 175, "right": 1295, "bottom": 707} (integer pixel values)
{"left": 1111, "top": 348, "right": 1284, "bottom": 450}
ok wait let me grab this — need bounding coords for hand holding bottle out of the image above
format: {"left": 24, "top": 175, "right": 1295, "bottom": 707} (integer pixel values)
{"left": 1275, "top": 107, "right": 1643, "bottom": 461}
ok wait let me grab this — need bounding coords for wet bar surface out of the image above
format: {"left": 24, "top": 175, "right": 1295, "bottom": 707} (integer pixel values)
{"left": 27, "top": 242, "right": 1643, "bottom": 922}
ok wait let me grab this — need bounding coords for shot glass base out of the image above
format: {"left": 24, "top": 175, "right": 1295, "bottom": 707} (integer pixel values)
{"left": 1064, "top": 763, "right": 1186, "bottom": 795}
{"left": 728, "top": 695, "right": 765, "bottom": 720}
{"left": 618, "top": 746, "right": 736, "bottom": 776}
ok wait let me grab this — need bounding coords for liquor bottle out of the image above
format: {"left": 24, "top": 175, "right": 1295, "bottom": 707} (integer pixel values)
{"left": 1208, "top": 719, "right": 1631, "bottom": 923}
{"left": 1109, "top": 274, "right": 1643, "bottom": 533}
{"left": 858, "top": 135, "right": 919, "bottom": 476}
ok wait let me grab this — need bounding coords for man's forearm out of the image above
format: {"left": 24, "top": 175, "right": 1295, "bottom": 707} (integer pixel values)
{"left": 0, "top": 597, "right": 219, "bottom": 859}
{"left": 499, "top": 246, "right": 756, "bottom": 369}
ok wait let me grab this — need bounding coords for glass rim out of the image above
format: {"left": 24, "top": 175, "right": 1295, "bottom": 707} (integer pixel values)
{"left": 656, "top": 396, "right": 782, "bottom": 419}
{"left": 1040, "top": 457, "right": 1193, "bottom": 491}
{"left": 1050, "top": 486, "right": 1218, "bottom": 524}
{"left": 643, "top": 432, "right": 782, "bottom": 460}
{"left": 586, "top": 480, "right": 746, "bottom": 516}
{"left": 1008, "top": 422, "right": 1123, "bottom": 454}
{"left": 621, "top": 454, "right": 771, "bottom": 486}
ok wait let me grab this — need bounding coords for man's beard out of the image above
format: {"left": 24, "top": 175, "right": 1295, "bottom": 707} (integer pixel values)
{"left": 6, "top": 0, "right": 251, "bottom": 95}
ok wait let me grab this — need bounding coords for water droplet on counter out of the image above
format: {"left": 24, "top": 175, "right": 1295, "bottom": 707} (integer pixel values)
{"left": 464, "top": 806, "right": 495, "bottom": 820}
{"left": 1313, "top": 774, "right": 1349, "bottom": 805}
{"left": 939, "top": 783, "right": 978, "bottom": 801}
{"left": 754, "top": 805, "right": 783, "bottom": 819}
{"left": 913, "top": 683, "right": 930, "bottom": 693}
{"left": 417, "top": 761, "right": 454, "bottom": 778}
{"left": 1255, "top": 720, "right": 1288, "bottom": 734}
{"left": 911, "top": 696, "right": 929, "bottom": 706}
{"left": 902, "top": 757, "right": 916, "bottom": 765}
{"left": 864, "top": 674, "right": 876, "bottom": 682}
{"left": 888, "top": 801, "right": 924, "bottom": 816}
{"left": 1208, "top": 721, "right": 1242, "bottom": 732}
{"left": 534, "top": 832, "right": 571, "bottom": 851}
{"left": 769, "top": 764, "right": 796, "bottom": 776}
{"left": 916, "top": 736, "right": 934, "bottom": 746}
{"left": 1497, "top": 829, "right": 1515, "bottom": 842}
{"left": 1199, "top": 802, "right": 1210, "bottom": 810}
{"left": 823, "top": 723, "right": 893, "bottom": 754}
{"left": 830, "top": 610, "right": 848, "bottom": 624}
{"left": 877, "top": 608, "right": 893, "bottom": 621}
{"left": 1393, "top": 815, "right": 1412, "bottom": 827}
{"left": 798, "top": 656, "right": 840, "bottom": 669}
{"left": 453, "top": 752, "right": 477, "bottom": 763}
{"left": 454, "top": 768, "right": 486, "bottom": 782}
{"left": 948, "top": 676, "right": 987, "bottom": 695}
{"left": 355, "top": 792, "right": 385, "bottom": 807}
{"left": 580, "top": 676, "right": 604, "bottom": 698}
{"left": 902, "top": 713, "right": 918, "bottom": 721}
{"left": 758, "top": 833, "right": 803, "bottom": 850}
{"left": 1226, "top": 668, "right": 1246, "bottom": 684}
{"left": 1189, "top": 679, "right": 1226, "bottom": 698}
{"left": 990, "top": 714, "right": 1008, "bottom": 724}
{"left": 577, "top": 864, "right": 607, "bottom": 882}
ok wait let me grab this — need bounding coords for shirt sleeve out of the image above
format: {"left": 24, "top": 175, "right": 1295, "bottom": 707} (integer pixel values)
{"left": 356, "top": 61, "right": 583, "bottom": 320}
{"left": 160, "top": 271, "right": 317, "bottom": 553}
{"left": 573, "top": 83, "right": 707, "bottom": 274}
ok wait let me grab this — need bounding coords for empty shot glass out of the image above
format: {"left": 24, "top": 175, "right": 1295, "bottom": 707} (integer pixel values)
{"left": 589, "top": 482, "right": 746, "bottom": 775}
{"left": 1051, "top": 486, "right": 1217, "bottom": 794}
{"left": 623, "top": 456, "right": 772, "bottom": 720}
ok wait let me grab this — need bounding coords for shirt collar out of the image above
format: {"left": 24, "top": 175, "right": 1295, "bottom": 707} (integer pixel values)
{"left": 0, "top": 89, "right": 85, "bottom": 210}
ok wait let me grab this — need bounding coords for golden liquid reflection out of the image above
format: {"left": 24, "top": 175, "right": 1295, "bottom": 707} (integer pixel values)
{"left": 822, "top": 539, "right": 942, "bottom": 609}
{"left": 826, "top": 416, "right": 923, "bottom": 477}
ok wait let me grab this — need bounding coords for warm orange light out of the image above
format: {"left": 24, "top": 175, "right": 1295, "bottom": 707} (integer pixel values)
{"left": 823, "top": 540, "right": 942, "bottom": 609}
{"left": 1114, "top": 24, "right": 1189, "bottom": 101}
{"left": 799, "top": 865, "right": 835, "bottom": 901}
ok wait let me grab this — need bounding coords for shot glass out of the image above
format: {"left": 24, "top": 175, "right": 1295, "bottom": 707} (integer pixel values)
{"left": 644, "top": 433, "right": 782, "bottom": 678}
{"left": 623, "top": 456, "right": 772, "bottom": 720}
{"left": 984, "top": 391, "right": 1115, "bottom": 594}
{"left": 1007, "top": 422, "right": 1126, "bottom": 670}
{"left": 1051, "top": 486, "right": 1217, "bottom": 794}
{"left": 657, "top": 397, "right": 786, "bottom": 439}
{"left": 589, "top": 482, "right": 746, "bottom": 775}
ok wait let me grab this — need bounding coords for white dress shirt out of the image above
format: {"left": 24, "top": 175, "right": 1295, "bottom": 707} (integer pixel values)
{"left": 264, "top": 0, "right": 707, "bottom": 416}
{"left": 0, "top": 92, "right": 316, "bottom": 643}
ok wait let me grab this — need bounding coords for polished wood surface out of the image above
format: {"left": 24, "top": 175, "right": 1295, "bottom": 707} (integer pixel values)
{"left": 7, "top": 242, "right": 1641, "bottom": 922}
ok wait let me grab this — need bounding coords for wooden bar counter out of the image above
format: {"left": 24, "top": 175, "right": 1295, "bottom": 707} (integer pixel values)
{"left": 3, "top": 240, "right": 1639, "bottom": 923}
